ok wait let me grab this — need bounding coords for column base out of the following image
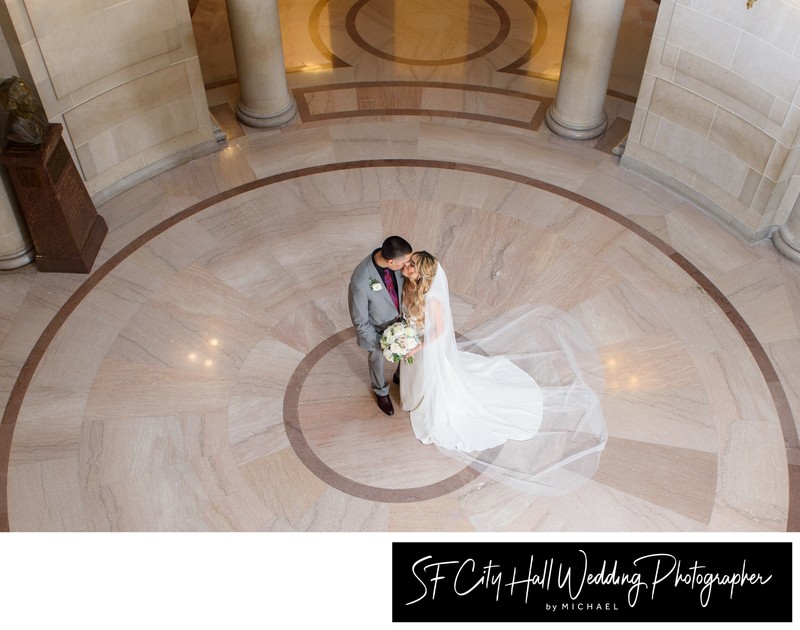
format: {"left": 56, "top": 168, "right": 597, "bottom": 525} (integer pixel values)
{"left": 0, "top": 241, "right": 35, "bottom": 270}
{"left": 545, "top": 106, "right": 608, "bottom": 141}
{"left": 236, "top": 97, "right": 297, "bottom": 128}
{"left": 772, "top": 227, "right": 800, "bottom": 264}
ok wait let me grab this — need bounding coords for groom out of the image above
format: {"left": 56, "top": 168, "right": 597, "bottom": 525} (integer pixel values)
{"left": 348, "top": 235, "right": 413, "bottom": 415}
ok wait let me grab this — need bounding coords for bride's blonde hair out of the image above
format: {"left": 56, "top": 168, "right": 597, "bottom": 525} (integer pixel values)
{"left": 403, "top": 251, "right": 438, "bottom": 328}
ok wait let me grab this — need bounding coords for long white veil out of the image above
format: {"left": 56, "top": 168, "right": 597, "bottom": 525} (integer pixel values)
{"left": 409, "top": 264, "right": 607, "bottom": 495}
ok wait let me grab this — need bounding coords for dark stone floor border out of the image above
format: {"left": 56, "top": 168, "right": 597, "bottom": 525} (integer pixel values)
{"left": 292, "top": 81, "right": 553, "bottom": 131}
{"left": 345, "top": 0, "right": 510, "bottom": 66}
{"left": 283, "top": 328, "right": 486, "bottom": 502}
{"left": 308, "top": 0, "right": 546, "bottom": 74}
{"left": 1, "top": 159, "right": 796, "bottom": 531}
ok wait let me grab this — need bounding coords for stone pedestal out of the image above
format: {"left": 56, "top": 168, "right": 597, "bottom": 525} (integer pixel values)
{"left": 545, "top": 0, "right": 626, "bottom": 140}
{"left": 0, "top": 124, "right": 107, "bottom": 273}
{"left": 227, "top": 0, "right": 297, "bottom": 128}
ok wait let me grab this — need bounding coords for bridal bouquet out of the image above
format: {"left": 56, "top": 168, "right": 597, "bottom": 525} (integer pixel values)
{"left": 380, "top": 321, "right": 420, "bottom": 364}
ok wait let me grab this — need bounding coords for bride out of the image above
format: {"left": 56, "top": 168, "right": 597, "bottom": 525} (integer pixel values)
{"left": 398, "top": 251, "right": 607, "bottom": 494}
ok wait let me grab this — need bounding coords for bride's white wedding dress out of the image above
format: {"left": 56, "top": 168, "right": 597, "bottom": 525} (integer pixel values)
{"left": 400, "top": 264, "right": 607, "bottom": 495}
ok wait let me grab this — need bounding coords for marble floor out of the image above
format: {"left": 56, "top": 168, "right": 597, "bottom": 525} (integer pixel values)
{"left": 1, "top": 0, "right": 798, "bottom": 561}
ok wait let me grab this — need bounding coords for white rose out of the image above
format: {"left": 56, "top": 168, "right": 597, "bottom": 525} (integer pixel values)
{"left": 404, "top": 326, "right": 415, "bottom": 337}
{"left": 390, "top": 342, "right": 402, "bottom": 355}
{"left": 383, "top": 348, "right": 394, "bottom": 361}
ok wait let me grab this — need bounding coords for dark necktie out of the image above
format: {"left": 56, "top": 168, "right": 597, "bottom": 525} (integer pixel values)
{"left": 383, "top": 268, "right": 399, "bottom": 310}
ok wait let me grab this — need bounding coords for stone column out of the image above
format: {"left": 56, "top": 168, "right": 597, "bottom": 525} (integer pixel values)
{"left": 0, "top": 169, "right": 34, "bottom": 270}
{"left": 226, "top": 0, "right": 297, "bottom": 128}
{"left": 545, "top": 0, "right": 626, "bottom": 140}
{"left": 773, "top": 196, "right": 800, "bottom": 263}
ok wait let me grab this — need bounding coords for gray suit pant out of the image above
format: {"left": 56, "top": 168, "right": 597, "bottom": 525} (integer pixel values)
{"left": 368, "top": 346, "right": 399, "bottom": 397}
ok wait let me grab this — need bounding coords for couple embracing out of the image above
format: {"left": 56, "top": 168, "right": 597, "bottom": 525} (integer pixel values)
{"left": 347, "top": 235, "right": 607, "bottom": 493}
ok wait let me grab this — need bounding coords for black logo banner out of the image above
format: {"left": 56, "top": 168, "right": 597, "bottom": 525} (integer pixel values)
{"left": 392, "top": 542, "right": 792, "bottom": 623}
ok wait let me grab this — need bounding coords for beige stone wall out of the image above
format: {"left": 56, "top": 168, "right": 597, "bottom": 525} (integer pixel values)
{"left": 0, "top": 0, "right": 215, "bottom": 200}
{"left": 622, "top": 0, "right": 800, "bottom": 243}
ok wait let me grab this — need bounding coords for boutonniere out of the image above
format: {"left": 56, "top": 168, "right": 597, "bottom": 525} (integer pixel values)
{"left": 369, "top": 277, "right": 382, "bottom": 291}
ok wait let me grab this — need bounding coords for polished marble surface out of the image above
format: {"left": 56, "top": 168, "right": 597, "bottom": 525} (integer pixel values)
{"left": 1, "top": 0, "right": 798, "bottom": 536}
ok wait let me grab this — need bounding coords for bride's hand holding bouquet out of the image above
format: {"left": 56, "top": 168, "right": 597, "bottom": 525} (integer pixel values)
{"left": 380, "top": 321, "right": 420, "bottom": 365}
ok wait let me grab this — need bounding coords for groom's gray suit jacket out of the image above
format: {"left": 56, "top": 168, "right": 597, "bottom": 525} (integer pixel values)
{"left": 348, "top": 252, "right": 405, "bottom": 351}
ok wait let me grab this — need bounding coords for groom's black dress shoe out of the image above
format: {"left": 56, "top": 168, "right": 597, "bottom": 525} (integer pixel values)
{"left": 376, "top": 394, "right": 394, "bottom": 416}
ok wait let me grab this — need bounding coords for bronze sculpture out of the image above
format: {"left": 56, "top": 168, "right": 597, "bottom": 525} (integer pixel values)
{"left": 0, "top": 76, "right": 48, "bottom": 146}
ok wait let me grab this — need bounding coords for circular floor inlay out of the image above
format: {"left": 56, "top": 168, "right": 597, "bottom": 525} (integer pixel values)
{"left": 347, "top": 0, "right": 510, "bottom": 66}
{"left": 283, "top": 328, "right": 485, "bottom": 502}
{"left": 2, "top": 158, "right": 796, "bottom": 530}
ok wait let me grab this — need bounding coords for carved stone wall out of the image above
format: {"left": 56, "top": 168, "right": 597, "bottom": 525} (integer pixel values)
{"left": 0, "top": 0, "right": 215, "bottom": 202}
{"left": 622, "top": 0, "right": 800, "bottom": 244}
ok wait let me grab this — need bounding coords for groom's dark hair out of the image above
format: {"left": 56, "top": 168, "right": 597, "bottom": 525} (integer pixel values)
{"left": 381, "top": 235, "right": 412, "bottom": 260}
